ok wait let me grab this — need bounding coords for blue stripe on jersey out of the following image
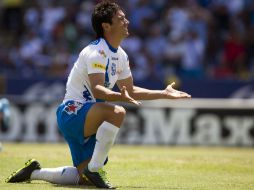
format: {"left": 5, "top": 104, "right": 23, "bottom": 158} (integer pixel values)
{"left": 104, "top": 58, "right": 110, "bottom": 88}
{"left": 90, "top": 38, "right": 101, "bottom": 45}
{"left": 105, "top": 39, "right": 118, "bottom": 53}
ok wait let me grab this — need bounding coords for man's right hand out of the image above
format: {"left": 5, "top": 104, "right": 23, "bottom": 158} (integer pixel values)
{"left": 120, "top": 86, "right": 141, "bottom": 106}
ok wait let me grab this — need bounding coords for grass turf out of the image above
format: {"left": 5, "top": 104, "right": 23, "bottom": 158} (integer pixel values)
{"left": 0, "top": 143, "right": 253, "bottom": 190}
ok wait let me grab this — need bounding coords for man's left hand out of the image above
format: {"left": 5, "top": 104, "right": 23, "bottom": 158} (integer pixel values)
{"left": 164, "top": 82, "right": 191, "bottom": 99}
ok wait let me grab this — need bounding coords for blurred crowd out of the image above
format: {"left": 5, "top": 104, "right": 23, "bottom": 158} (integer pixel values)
{"left": 0, "top": 0, "right": 254, "bottom": 83}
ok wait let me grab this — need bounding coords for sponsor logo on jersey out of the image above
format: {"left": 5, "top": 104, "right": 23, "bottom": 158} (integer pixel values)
{"left": 64, "top": 101, "right": 82, "bottom": 115}
{"left": 92, "top": 63, "right": 106, "bottom": 70}
{"left": 111, "top": 57, "right": 118, "bottom": 61}
{"left": 98, "top": 50, "right": 107, "bottom": 58}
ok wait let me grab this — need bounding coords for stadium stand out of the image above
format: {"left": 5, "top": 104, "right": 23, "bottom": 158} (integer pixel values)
{"left": 0, "top": 0, "right": 253, "bottom": 98}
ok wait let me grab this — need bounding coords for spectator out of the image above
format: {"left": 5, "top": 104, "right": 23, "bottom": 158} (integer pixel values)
{"left": 181, "top": 30, "right": 205, "bottom": 78}
{"left": 215, "top": 28, "right": 247, "bottom": 79}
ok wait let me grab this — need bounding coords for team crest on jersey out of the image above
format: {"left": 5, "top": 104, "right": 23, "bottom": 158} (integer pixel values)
{"left": 64, "top": 101, "right": 82, "bottom": 115}
{"left": 98, "top": 50, "right": 106, "bottom": 58}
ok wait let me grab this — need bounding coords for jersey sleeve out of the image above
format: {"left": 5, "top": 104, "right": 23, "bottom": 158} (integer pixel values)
{"left": 86, "top": 50, "right": 108, "bottom": 74}
{"left": 118, "top": 53, "right": 132, "bottom": 80}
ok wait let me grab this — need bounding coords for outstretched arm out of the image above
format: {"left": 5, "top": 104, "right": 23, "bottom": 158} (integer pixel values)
{"left": 117, "top": 76, "right": 191, "bottom": 100}
{"left": 89, "top": 73, "right": 141, "bottom": 105}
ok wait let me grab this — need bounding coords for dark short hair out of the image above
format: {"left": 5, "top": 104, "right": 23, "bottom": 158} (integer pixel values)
{"left": 91, "top": 1, "right": 121, "bottom": 39}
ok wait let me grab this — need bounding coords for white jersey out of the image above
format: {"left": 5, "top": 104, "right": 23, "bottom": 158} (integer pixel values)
{"left": 64, "top": 38, "right": 131, "bottom": 103}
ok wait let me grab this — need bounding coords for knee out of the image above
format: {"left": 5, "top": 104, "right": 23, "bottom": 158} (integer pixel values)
{"left": 103, "top": 105, "right": 126, "bottom": 127}
{"left": 114, "top": 105, "right": 126, "bottom": 120}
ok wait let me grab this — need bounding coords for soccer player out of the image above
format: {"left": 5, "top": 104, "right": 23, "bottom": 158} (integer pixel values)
{"left": 0, "top": 98, "right": 10, "bottom": 151}
{"left": 6, "top": 1, "right": 191, "bottom": 188}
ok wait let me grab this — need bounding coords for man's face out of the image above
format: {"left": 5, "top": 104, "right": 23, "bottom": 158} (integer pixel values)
{"left": 110, "top": 10, "right": 129, "bottom": 39}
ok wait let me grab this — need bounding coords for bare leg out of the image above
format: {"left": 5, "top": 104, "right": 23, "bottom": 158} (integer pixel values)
{"left": 77, "top": 102, "right": 125, "bottom": 177}
{"left": 83, "top": 103, "right": 125, "bottom": 137}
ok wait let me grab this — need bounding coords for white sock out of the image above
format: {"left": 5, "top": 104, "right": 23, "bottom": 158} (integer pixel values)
{"left": 31, "top": 166, "right": 79, "bottom": 185}
{"left": 88, "top": 121, "right": 119, "bottom": 172}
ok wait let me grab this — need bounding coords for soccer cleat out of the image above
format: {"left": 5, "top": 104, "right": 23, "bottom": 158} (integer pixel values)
{"left": 83, "top": 167, "right": 115, "bottom": 189}
{"left": 5, "top": 159, "right": 41, "bottom": 183}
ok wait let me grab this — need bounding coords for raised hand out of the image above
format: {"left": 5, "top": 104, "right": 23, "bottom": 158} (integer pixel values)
{"left": 164, "top": 82, "right": 191, "bottom": 99}
{"left": 120, "top": 86, "right": 141, "bottom": 106}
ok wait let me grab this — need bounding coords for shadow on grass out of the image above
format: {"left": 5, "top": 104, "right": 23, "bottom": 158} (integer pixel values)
{"left": 52, "top": 184, "right": 185, "bottom": 190}
{"left": 3, "top": 183, "right": 184, "bottom": 190}
{"left": 117, "top": 186, "right": 186, "bottom": 189}
{"left": 52, "top": 184, "right": 98, "bottom": 189}
{"left": 4, "top": 183, "right": 98, "bottom": 189}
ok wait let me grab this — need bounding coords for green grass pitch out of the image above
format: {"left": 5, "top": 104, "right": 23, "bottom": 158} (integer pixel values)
{"left": 0, "top": 143, "right": 254, "bottom": 190}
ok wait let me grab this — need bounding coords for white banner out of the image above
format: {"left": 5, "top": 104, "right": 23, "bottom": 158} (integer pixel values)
{"left": 0, "top": 100, "right": 254, "bottom": 146}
